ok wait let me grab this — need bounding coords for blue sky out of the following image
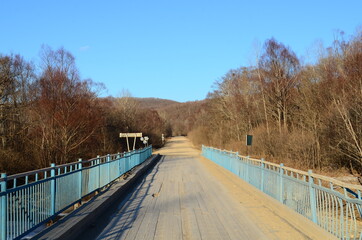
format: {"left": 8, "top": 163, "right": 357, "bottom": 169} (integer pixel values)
{"left": 1, "top": 1, "right": 361, "bottom": 102}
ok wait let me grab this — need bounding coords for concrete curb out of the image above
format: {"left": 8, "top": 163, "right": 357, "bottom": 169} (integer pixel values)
{"left": 33, "top": 154, "right": 161, "bottom": 240}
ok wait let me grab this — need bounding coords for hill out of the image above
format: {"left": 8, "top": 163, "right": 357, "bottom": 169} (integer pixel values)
{"left": 131, "top": 97, "right": 207, "bottom": 136}
{"left": 157, "top": 100, "right": 207, "bottom": 136}
{"left": 134, "top": 97, "right": 180, "bottom": 110}
{"left": 121, "top": 97, "right": 207, "bottom": 136}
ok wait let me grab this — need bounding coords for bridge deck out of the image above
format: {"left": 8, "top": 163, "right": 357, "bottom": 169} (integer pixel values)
{"left": 92, "top": 137, "right": 336, "bottom": 240}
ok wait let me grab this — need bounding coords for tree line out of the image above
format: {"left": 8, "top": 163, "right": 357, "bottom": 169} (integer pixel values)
{"left": 0, "top": 46, "right": 167, "bottom": 174}
{"left": 2, "top": 30, "right": 361, "bottom": 175}
{"left": 188, "top": 30, "right": 362, "bottom": 173}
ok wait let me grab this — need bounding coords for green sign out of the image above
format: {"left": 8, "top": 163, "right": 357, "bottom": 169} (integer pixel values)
{"left": 246, "top": 135, "right": 253, "bottom": 146}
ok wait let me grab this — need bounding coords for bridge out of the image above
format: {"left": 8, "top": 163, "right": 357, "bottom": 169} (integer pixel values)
{"left": 1, "top": 137, "right": 362, "bottom": 239}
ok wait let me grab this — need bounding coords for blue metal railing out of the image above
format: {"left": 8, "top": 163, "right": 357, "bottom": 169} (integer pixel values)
{"left": 0, "top": 146, "right": 152, "bottom": 240}
{"left": 202, "top": 145, "right": 362, "bottom": 240}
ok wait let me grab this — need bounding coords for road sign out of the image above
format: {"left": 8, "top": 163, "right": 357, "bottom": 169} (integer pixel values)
{"left": 119, "top": 133, "right": 143, "bottom": 151}
{"left": 246, "top": 135, "right": 253, "bottom": 146}
{"left": 119, "top": 133, "right": 142, "bottom": 138}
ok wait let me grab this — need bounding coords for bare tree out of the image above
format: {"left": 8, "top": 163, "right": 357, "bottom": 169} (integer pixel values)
{"left": 330, "top": 33, "right": 362, "bottom": 170}
{"left": 259, "top": 38, "right": 300, "bottom": 133}
{"left": 0, "top": 54, "right": 35, "bottom": 172}
{"left": 29, "top": 46, "right": 102, "bottom": 166}
{"left": 116, "top": 89, "right": 140, "bottom": 132}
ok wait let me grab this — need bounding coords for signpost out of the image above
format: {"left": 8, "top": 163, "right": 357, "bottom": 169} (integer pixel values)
{"left": 119, "top": 133, "right": 142, "bottom": 152}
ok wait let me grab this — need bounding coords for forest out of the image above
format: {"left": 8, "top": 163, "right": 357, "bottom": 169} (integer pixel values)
{"left": 187, "top": 30, "right": 362, "bottom": 175}
{"left": 0, "top": 46, "right": 168, "bottom": 174}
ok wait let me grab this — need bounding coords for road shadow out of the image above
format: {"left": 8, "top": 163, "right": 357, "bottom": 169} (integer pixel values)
{"left": 77, "top": 155, "right": 165, "bottom": 240}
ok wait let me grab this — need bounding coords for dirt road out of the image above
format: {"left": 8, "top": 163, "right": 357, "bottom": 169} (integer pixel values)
{"left": 94, "top": 136, "right": 336, "bottom": 240}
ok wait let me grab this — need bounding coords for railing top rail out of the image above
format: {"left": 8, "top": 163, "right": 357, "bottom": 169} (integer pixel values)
{"left": 281, "top": 165, "right": 310, "bottom": 176}
{"left": 206, "top": 146, "right": 238, "bottom": 154}
{"left": 0, "top": 145, "right": 152, "bottom": 183}
{"left": 203, "top": 145, "right": 362, "bottom": 192}
{"left": 1, "top": 166, "right": 53, "bottom": 181}
{"left": 310, "top": 172, "right": 362, "bottom": 191}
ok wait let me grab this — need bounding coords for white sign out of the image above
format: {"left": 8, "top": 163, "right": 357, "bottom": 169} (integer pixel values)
{"left": 119, "top": 133, "right": 142, "bottom": 138}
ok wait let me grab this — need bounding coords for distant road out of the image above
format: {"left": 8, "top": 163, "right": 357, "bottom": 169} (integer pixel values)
{"left": 82, "top": 137, "right": 336, "bottom": 240}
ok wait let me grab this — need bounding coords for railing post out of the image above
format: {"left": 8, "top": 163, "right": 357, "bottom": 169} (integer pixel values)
{"left": 125, "top": 152, "right": 128, "bottom": 172}
{"left": 1, "top": 173, "right": 7, "bottom": 240}
{"left": 236, "top": 152, "right": 243, "bottom": 178}
{"left": 78, "top": 159, "right": 82, "bottom": 199}
{"left": 261, "top": 158, "right": 265, "bottom": 192}
{"left": 137, "top": 149, "right": 140, "bottom": 165}
{"left": 107, "top": 154, "right": 110, "bottom": 183}
{"left": 246, "top": 156, "right": 250, "bottom": 183}
{"left": 130, "top": 151, "right": 133, "bottom": 168}
{"left": 308, "top": 170, "right": 318, "bottom": 223}
{"left": 235, "top": 152, "right": 239, "bottom": 175}
{"left": 134, "top": 150, "right": 137, "bottom": 166}
{"left": 50, "top": 163, "right": 56, "bottom": 215}
{"left": 279, "top": 163, "right": 284, "bottom": 203}
{"left": 116, "top": 153, "right": 121, "bottom": 176}
{"left": 230, "top": 152, "right": 233, "bottom": 172}
{"left": 97, "top": 155, "right": 100, "bottom": 189}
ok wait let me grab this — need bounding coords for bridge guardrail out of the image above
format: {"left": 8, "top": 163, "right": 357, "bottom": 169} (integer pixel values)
{"left": 202, "top": 145, "right": 362, "bottom": 240}
{"left": 0, "top": 146, "right": 152, "bottom": 240}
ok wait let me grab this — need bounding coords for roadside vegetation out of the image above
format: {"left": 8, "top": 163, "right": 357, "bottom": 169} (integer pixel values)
{"left": 184, "top": 30, "right": 362, "bottom": 175}
{"left": 0, "top": 46, "right": 168, "bottom": 174}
